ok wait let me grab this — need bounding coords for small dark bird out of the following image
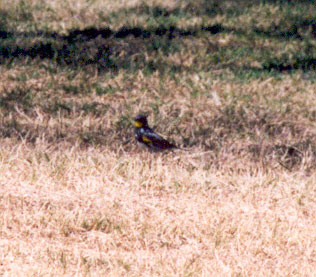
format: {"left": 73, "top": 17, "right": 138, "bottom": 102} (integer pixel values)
{"left": 133, "top": 114, "right": 177, "bottom": 151}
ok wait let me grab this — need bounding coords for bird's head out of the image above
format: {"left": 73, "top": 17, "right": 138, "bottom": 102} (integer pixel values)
{"left": 133, "top": 114, "right": 148, "bottom": 128}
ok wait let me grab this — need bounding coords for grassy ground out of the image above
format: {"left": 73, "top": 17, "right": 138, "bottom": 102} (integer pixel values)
{"left": 1, "top": 0, "right": 316, "bottom": 275}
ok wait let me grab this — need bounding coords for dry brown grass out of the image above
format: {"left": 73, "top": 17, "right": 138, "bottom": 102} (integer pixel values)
{"left": 1, "top": 0, "right": 316, "bottom": 275}
{"left": 1, "top": 139, "right": 316, "bottom": 275}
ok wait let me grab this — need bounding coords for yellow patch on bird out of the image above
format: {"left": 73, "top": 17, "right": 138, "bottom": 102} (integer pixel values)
{"left": 142, "top": 136, "right": 152, "bottom": 143}
{"left": 134, "top": 121, "right": 143, "bottom": 128}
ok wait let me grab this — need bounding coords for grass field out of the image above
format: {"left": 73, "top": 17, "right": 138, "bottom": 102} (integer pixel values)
{"left": 1, "top": 0, "right": 316, "bottom": 275}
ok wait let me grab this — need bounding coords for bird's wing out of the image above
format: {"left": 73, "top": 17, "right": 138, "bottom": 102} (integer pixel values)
{"left": 142, "top": 128, "right": 176, "bottom": 149}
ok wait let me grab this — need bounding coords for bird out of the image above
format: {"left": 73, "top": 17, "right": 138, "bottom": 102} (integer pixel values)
{"left": 133, "top": 114, "right": 177, "bottom": 151}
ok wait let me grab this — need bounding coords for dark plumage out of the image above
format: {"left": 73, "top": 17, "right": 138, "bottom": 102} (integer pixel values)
{"left": 133, "top": 114, "right": 177, "bottom": 151}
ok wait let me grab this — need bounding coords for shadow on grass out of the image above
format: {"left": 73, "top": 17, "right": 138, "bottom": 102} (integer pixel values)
{"left": 0, "top": 25, "right": 223, "bottom": 71}
{"left": 1, "top": 24, "right": 316, "bottom": 74}
{"left": 0, "top": 1, "right": 315, "bottom": 73}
